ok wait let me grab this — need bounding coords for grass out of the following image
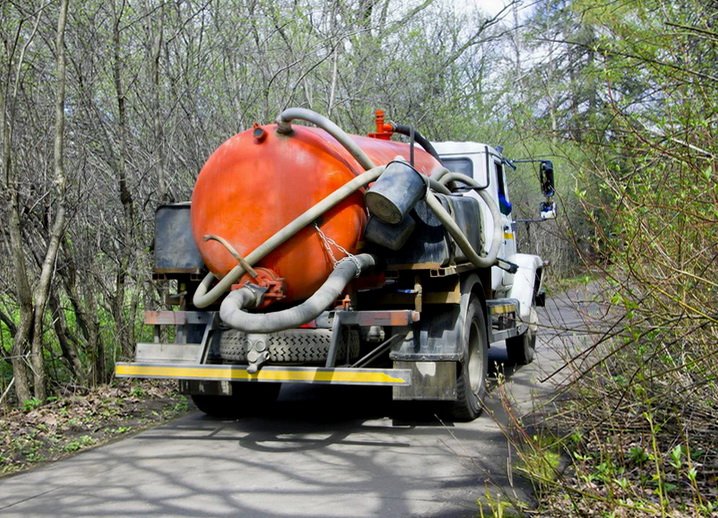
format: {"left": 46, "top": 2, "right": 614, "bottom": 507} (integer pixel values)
{"left": 0, "top": 380, "right": 189, "bottom": 477}
{"left": 479, "top": 270, "right": 718, "bottom": 517}
{"left": 509, "top": 341, "right": 718, "bottom": 517}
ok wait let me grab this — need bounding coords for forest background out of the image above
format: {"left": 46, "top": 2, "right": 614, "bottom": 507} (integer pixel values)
{"left": 1, "top": 0, "right": 716, "bottom": 514}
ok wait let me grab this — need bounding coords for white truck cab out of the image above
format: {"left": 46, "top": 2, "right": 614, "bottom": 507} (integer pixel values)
{"left": 434, "top": 142, "right": 517, "bottom": 294}
{"left": 434, "top": 141, "right": 552, "bottom": 334}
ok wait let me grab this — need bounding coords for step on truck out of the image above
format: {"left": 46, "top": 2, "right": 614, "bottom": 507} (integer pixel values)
{"left": 116, "top": 108, "right": 556, "bottom": 421}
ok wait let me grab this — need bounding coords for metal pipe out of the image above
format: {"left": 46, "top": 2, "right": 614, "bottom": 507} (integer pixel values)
{"left": 351, "top": 333, "right": 405, "bottom": 368}
{"left": 390, "top": 123, "right": 444, "bottom": 165}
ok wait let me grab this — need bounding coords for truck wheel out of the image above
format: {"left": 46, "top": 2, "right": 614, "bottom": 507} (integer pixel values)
{"left": 191, "top": 382, "right": 281, "bottom": 418}
{"left": 449, "top": 297, "right": 488, "bottom": 421}
{"left": 506, "top": 307, "right": 537, "bottom": 366}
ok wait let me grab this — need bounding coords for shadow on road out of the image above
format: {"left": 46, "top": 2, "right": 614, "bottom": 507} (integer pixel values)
{"left": 0, "top": 313, "right": 578, "bottom": 517}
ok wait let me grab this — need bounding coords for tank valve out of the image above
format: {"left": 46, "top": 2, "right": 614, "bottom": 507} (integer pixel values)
{"left": 253, "top": 123, "right": 267, "bottom": 143}
{"left": 232, "top": 267, "right": 286, "bottom": 309}
{"left": 246, "top": 334, "right": 270, "bottom": 374}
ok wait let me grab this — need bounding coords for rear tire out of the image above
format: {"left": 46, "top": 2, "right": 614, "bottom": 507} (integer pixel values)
{"left": 449, "top": 297, "right": 488, "bottom": 422}
{"left": 191, "top": 382, "right": 281, "bottom": 418}
{"left": 506, "top": 307, "right": 537, "bottom": 366}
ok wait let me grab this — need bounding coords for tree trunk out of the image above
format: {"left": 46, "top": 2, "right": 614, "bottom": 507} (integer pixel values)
{"left": 29, "top": 0, "right": 70, "bottom": 401}
{"left": 86, "top": 288, "right": 105, "bottom": 385}
{"left": 2, "top": 13, "right": 42, "bottom": 405}
{"left": 7, "top": 113, "right": 33, "bottom": 404}
{"left": 151, "top": 4, "right": 167, "bottom": 203}
{"left": 112, "top": 1, "right": 136, "bottom": 358}
{"left": 10, "top": 309, "right": 33, "bottom": 404}
{"left": 48, "top": 291, "right": 84, "bottom": 384}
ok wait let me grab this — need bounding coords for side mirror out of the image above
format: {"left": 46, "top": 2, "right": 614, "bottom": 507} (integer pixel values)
{"left": 540, "top": 200, "right": 557, "bottom": 220}
{"left": 540, "top": 160, "right": 555, "bottom": 198}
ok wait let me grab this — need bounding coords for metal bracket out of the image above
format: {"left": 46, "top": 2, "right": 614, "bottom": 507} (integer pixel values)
{"left": 199, "top": 313, "right": 220, "bottom": 364}
{"left": 245, "top": 333, "right": 270, "bottom": 373}
{"left": 325, "top": 313, "right": 344, "bottom": 368}
{"left": 496, "top": 257, "right": 519, "bottom": 274}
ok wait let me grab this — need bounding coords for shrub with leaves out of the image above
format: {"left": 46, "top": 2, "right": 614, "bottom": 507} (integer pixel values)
{"left": 521, "top": 0, "right": 718, "bottom": 515}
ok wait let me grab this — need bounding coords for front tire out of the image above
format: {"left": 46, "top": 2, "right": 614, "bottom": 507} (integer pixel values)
{"left": 449, "top": 297, "right": 488, "bottom": 422}
{"left": 506, "top": 307, "right": 537, "bottom": 366}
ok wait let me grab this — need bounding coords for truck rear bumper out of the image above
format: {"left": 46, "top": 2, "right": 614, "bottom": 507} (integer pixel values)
{"left": 115, "top": 362, "right": 412, "bottom": 386}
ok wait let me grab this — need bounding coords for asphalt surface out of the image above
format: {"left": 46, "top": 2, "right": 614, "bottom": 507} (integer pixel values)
{"left": 0, "top": 287, "right": 611, "bottom": 517}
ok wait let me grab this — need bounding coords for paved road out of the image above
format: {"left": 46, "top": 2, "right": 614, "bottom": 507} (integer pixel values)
{"left": 0, "top": 288, "right": 609, "bottom": 517}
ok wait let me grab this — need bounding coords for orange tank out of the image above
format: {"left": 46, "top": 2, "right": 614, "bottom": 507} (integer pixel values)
{"left": 191, "top": 124, "right": 440, "bottom": 305}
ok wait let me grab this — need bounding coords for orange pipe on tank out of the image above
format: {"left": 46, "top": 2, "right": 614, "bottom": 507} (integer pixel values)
{"left": 191, "top": 124, "right": 440, "bottom": 305}
{"left": 368, "top": 109, "right": 394, "bottom": 140}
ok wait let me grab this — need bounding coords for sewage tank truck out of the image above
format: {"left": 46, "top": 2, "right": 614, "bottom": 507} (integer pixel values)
{"left": 115, "top": 108, "right": 556, "bottom": 421}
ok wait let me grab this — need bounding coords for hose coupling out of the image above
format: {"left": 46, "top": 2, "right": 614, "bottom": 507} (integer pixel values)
{"left": 275, "top": 117, "right": 293, "bottom": 135}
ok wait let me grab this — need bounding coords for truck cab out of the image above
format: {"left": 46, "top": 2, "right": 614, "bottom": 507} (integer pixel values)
{"left": 434, "top": 142, "right": 518, "bottom": 295}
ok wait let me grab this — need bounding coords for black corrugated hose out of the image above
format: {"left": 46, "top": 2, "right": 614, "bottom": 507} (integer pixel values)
{"left": 390, "top": 123, "right": 444, "bottom": 166}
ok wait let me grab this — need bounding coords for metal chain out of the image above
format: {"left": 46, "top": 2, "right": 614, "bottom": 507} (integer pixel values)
{"left": 313, "top": 224, "right": 362, "bottom": 276}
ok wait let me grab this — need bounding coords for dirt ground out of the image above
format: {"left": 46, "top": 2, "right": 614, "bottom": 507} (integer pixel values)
{"left": 0, "top": 380, "right": 188, "bottom": 477}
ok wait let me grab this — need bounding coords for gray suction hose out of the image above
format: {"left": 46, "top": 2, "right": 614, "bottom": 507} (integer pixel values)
{"left": 425, "top": 169, "right": 503, "bottom": 269}
{"left": 220, "top": 254, "right": 376, "bottom": 333}
{"left": 430, "top": 166, "right": 450, "bottom": 181}
{"left": 437, "top": 171, "right": 482, "bottom": 187}
{"left": 193, "top": 165, "right": 385, "bottom": 308}
{"left": 427, "top": 177, "right": 452, "bottom": 195}
{"left": 276, "top": 108, "right": 375, "bottom": 171}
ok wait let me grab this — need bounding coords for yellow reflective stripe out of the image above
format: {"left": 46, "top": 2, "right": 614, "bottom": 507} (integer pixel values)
{"left": 503, "top": 232, "right": 514, "bottom": 240}
{"left": 489, "top": 304, "right": 515, "bottom": 314}
{"left": 115, "top": 364, "right": 408, "bottom": 385}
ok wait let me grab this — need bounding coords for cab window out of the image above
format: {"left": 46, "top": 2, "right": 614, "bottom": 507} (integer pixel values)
{"left": 495, "top": 161, "right": 512, "bottom": 215}
{"left": 442, "top": 157, "right": 473, "bottom": 178}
